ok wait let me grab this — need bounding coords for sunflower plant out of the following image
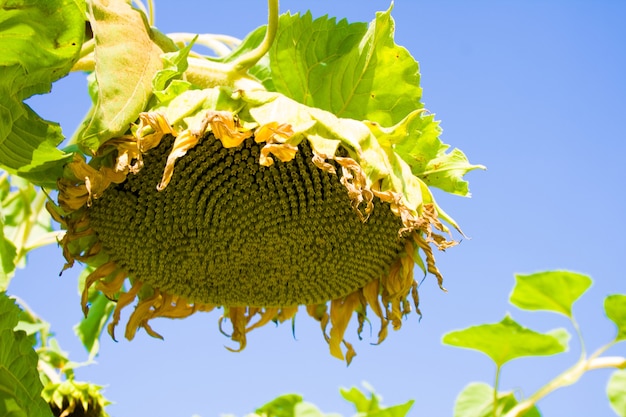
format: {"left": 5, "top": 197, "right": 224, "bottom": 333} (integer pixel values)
{"left": 1, "top": 0, "right": 486, "bottom": 414}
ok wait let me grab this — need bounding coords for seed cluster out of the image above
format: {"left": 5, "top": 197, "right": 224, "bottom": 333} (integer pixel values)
{"left": 88, "top": 135, "right": 406, "bottom": 307}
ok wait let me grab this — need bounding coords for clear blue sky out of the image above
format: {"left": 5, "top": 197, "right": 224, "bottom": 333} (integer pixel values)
{"left": 11, "top": 1, "right": 626, "bottom": 416}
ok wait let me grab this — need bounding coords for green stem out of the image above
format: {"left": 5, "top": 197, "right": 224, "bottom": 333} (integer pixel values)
{"left": 571, "top": 315, "right": 587, "bottom": 360}
{"left": 231, "top": 0, "right": 279, "bottom": 73}
{"left": 503, "top": 346, "right": 626, "bottom": 417}
{"left": 147, "top": 0, "right": 155, "bottom": 27}
{"left": 493, "top": 365, "right": 502, "bottom": 417}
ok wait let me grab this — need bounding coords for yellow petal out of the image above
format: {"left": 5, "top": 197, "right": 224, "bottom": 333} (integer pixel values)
{"left": 254, "top": 122, "right": 294, "bottom": 144}
{"left": 328, "top": 292, "right": 361, "bottom": 361}
{"left": 259, "top": 143, "right": 298, "bottom": 166}
{"left": 202, "top": 110, "right": 252, "bottom": 148}
{"left": 157, "top": 129, "right": 200, "bottom": 191}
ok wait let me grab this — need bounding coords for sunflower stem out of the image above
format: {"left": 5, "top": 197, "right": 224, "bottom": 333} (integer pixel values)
{"left": 231, "top": 0, "right": 279, "bottom": 73}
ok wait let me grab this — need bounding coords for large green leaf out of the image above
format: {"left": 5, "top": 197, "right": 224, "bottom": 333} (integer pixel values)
{"left": 77, "top": 0, "right": 164, "bottom": 153}
{"left": 605, "top": 294, "right": 626, "bottom": 342}
{"left": 608, "top": 369, "right": 626, "bottom": 417}
{"left": 0, "top": 0, "right": 84, "bottom": 187}
{"left": 454, "top": 383, "right": 540, "bottom": 417}
{"left": 0, "top": 292, "right": 50, "bottom": 417}
{"left": 510, "top": 270, "right": 593, "bottom": 318}
{"left": 270, "top": 6, "right": 419, "bottom": 126}
{"left": 265, "top": 8, "right": 484, "bottom": 197}
{"left": 442, "top": 315, "right": 569, "bottom": 367}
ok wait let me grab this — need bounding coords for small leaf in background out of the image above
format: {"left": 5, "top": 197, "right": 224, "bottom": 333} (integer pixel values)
{"left": 0, "top": 292, "right": 50, "bottom": 417}
{"left": 255, "top": 394, "right": 304, "bottom": 417}
{"left": 340, "top": 386, "right": 413, "bottom": 417}
{"left": 74, "top": 292, "right": 115, "bottom": 360}
{"left": 608, "top": 369, "right": 626, "bottom": 417}
{"left": 605, "top": 295, "right": 626, "bottom": 342}
{"left": 0, "top": 0, "right": 84, "bottom": 187}
{"left": 454, "top": 382, "right": 540, "bottom": 417}
{"left": 510, "top": 270, "right": 592, "bottom": 318}
{"left": 442, "top": 315, "right": 568, "bottom": 367}
{"left": 79, "top": 0, "right": 164, "bottom": 153}
{"left": 340, "top": 386, "right": 380, "bottom": 412}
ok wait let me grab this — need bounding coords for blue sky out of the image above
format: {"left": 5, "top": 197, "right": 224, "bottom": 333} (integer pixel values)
{"left": 11, "top": 1, "right": 626, "bottom": 416}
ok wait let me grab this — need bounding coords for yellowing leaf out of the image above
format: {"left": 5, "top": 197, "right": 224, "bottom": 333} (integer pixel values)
{"left": 79, "top": 0, "right": 164, "bottom": 153}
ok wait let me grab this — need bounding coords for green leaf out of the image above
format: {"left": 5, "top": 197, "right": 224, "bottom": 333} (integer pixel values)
{"left": 340, "top": 386, "right": 413, "bottom": 417}
{"left": 74, "top": 291, "right": 115, "bottom": 359}
{"left": 605, "top": 295, "right": 626, "bottom": 342}
{"left": 510, "top": 271, "right": 593, "bottom": 317}
{"left": 442, "top": 315, "right": 569, "bottom": 367}
{"left": 152, "top": 39, "right": 195, "bottom": 103}
{"left": 78, "top": 0, "right": 164, "bottom": 152}
{"left": 367, "top": 111, "right": 485, "bottom": 196}
{"left": 270, "top": 6, "right": 420, "bottom": 126}
{"left": 608, "top": 369, "right": 626, "bottom": 417}
{"left": 0, "top": 0, "right": 84, "bottom": 186}
{"left": 255, "top": 394, "right": 304, "bottom": 417}
{"left": 340, "top": 386, "right": 380, "bottom": 412}
{"left": 264, "top": 8, "right": 484, "bottom": 197}
{"left": 454, "top": 383, "right": 540, "bottom": 417}
{"left": 0, "top": 203, "right": 17, "bottom": 291}
{"left": 0, "top": 292, "right": 50, "bottom": 417}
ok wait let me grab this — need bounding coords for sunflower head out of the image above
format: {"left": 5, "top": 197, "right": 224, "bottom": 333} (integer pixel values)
{"left": 42, "top": 380, "right": 110, "bottom": 417}
{"left": 51, "top": 92, "right": 467, "bottom": 364}
{"left": 47, "top": 4, "right": 484, "bottom": 364}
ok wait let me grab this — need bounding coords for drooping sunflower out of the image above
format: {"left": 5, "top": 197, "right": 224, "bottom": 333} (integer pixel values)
{"left": 48, "top": 1, "right": 483, "bottom": 363}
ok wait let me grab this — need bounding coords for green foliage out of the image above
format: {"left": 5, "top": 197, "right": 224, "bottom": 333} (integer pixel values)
{"left": 270, "top": 7, "right": 419, "bottom": 126}
{"left": 0, "top": 200, "right": 17, "bottom": 288}
{"left": 75, "top": 0, "right": 167, "bottom": 153}
{"left": 605, "top": 295, "right": 626, "bottom": 341}
{"left": 442, "top": 315, "right": 569, "bottom": 367}
{"left": 339, "top": 386, "right": 414, "bottom": 417}
{"left": 236, "top": 386, "right": 413, "bottom": 417}
{"left": 0, "top": 292, "right": 50, "bottom": 417}
{"left": 0, "top": 172, "right": 58, "bottom": 291}
{"left": 0, "top": 1, "right": 620, "bottom": 416}
{"left": 608, "top": 370, "right": 626, "bottom": 417}
{"left": 0, "top": 0, "right": 84, "bottom": 187}
{"left": 454, "top": 383, "right": 540, "bottom": 417}
{"left": 74, "top": 266, "right": 115, "bottom": 360}
{"left": 443, "top": 271, "right": 626, "bottom": 417}
{"left": 510, "top": 271, "right": 592, "bottom": 317}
